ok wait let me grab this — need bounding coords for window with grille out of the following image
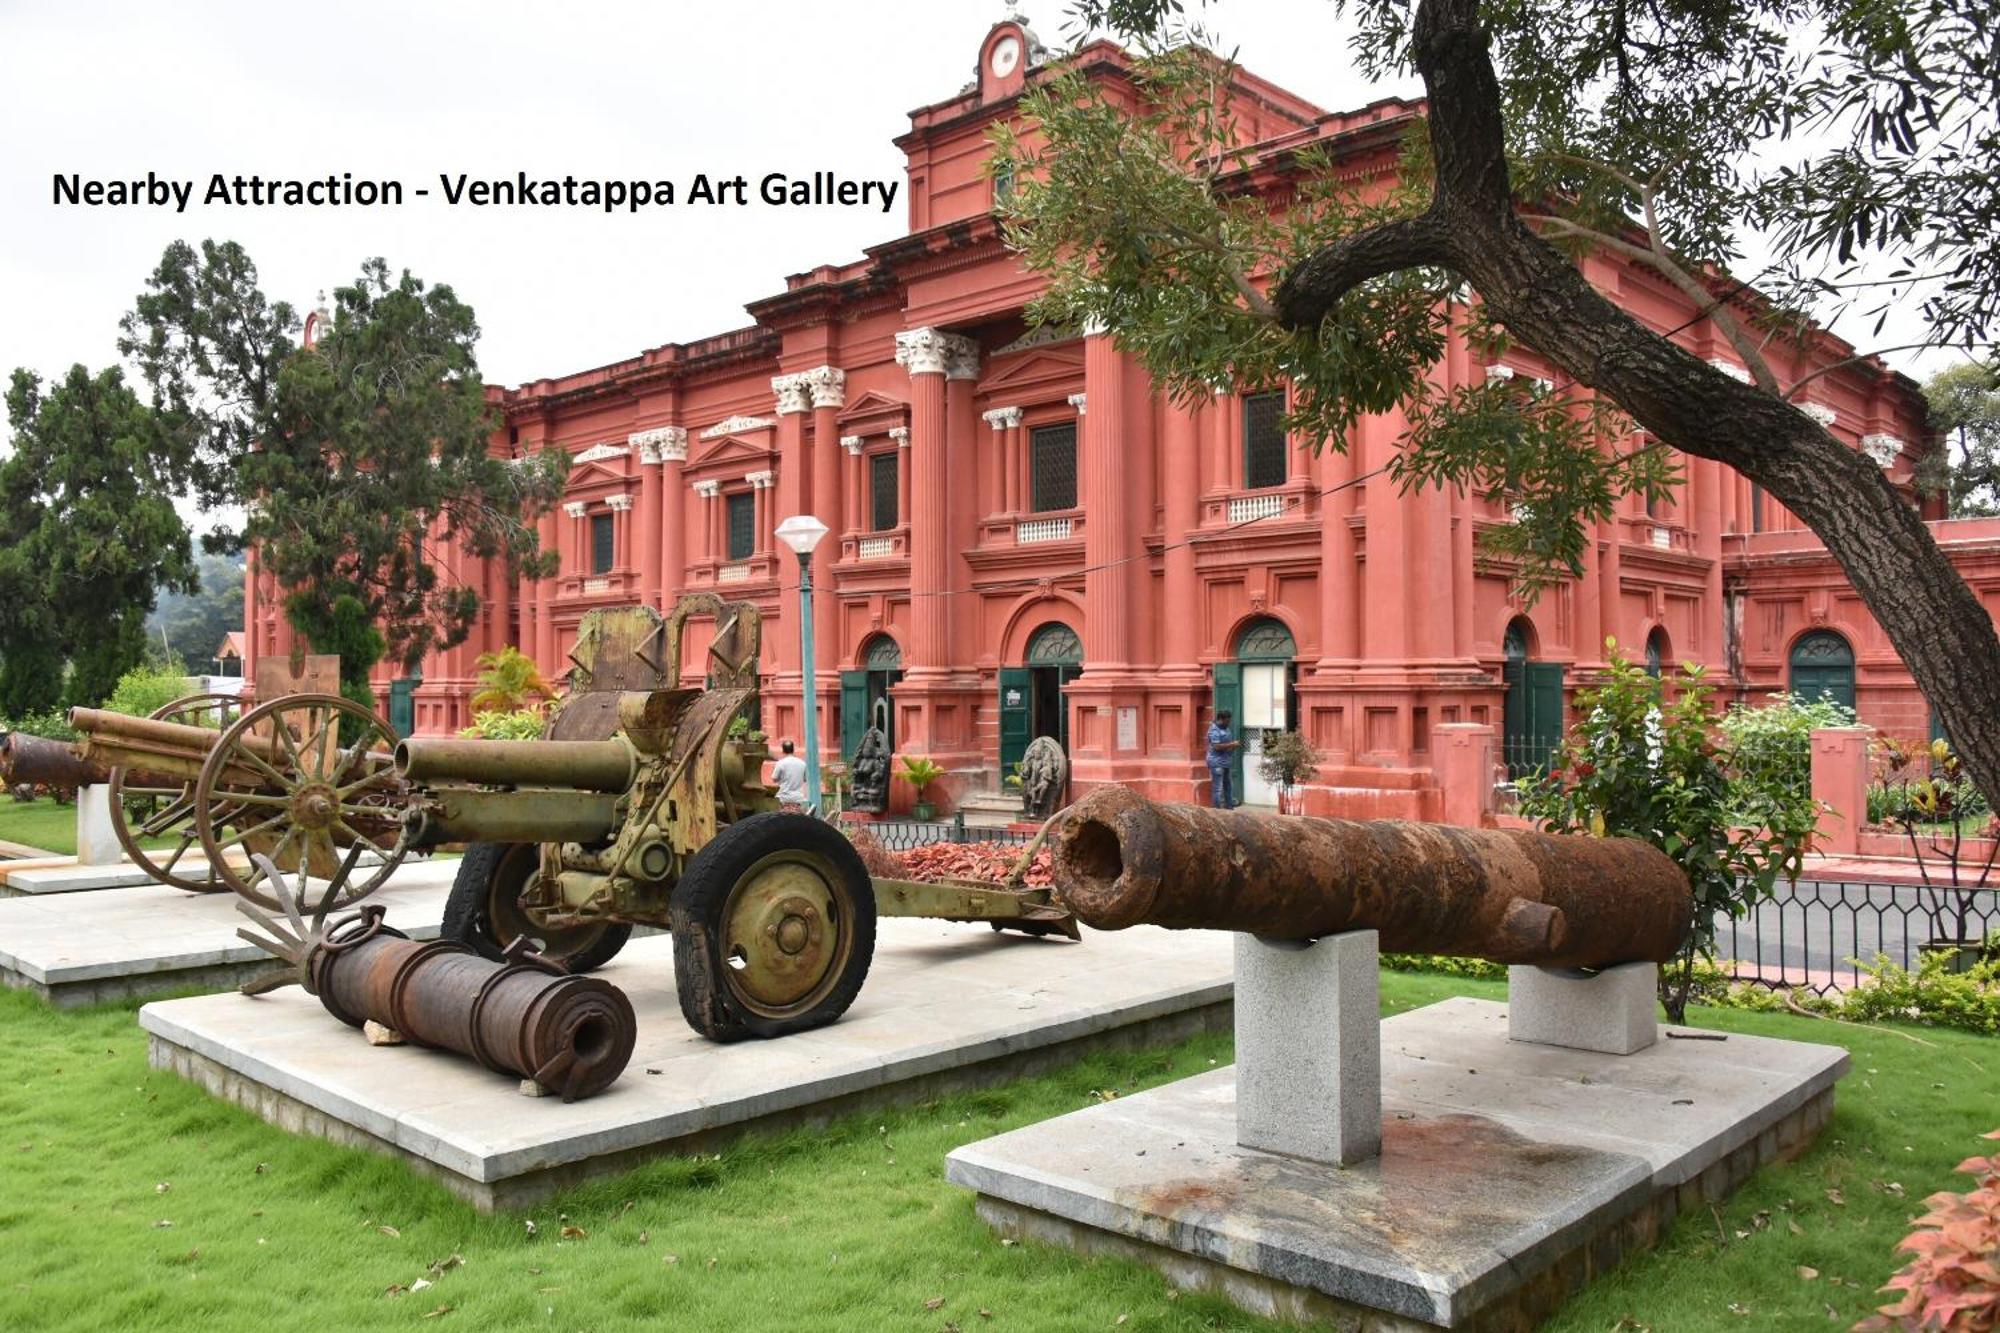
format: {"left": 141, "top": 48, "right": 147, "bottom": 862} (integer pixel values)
{"left": 1243, "top": 390, "right": 1287, "bottom": 490}
{"left": 870, "top": 451, "right": 899, "bottom": 531}
{"left": 1030, "top": 423, "right": 1077, "bottom": 512}
{"left": 590, "top": 512, "right": 614, "bottom": 574}
{"left": 726, "top": 492, "right": 755, "bottom": 560}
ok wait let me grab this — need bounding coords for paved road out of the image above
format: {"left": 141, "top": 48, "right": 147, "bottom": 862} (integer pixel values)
{"left": 1716, "top": 877, "right": 1997, "bottom": 990}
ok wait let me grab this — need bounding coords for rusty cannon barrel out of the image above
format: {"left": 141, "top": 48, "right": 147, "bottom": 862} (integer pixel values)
{"left": 393, "top": 736, "right": 637, "bottom": 849}
{"left": 1049, "top": 787, "right": 1693, "bottom": 968}
{"left": 0, "top": 731, "right": 107, "bottom": 789}
{"left": 304, "top": 921, "right": 637, "bottom": 1102}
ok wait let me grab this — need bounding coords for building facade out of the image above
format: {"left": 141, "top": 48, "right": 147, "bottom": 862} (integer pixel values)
{"left": 243, "top": 16, "right": 1966, "bottom": 818}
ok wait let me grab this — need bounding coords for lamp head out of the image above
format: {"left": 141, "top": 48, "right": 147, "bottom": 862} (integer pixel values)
{"left": 775, "top": 514, "right": 829, "bottom": 555}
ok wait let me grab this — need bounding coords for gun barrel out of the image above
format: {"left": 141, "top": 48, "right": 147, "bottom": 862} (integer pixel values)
{"left": 1049, "top": 787, "right": 1692, "bottom": 968}
{"left": 393, "top": 738, "right": 636, "bottom": 794}
{"left": 400, "top": 789, "right": 623, "bottom": 849}
{"left": 0, "top": 731, "right": 108, "bottom": 789}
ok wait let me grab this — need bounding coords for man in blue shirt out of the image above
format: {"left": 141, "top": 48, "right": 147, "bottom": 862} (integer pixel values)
{"left": 1205, "top": 710, "right": 1240, "bottom": 809}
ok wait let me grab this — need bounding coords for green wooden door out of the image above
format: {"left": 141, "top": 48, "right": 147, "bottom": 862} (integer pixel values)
{"left": 839, "top": 670, "right": 869, "bottom": 765}
{"left": 1211, "top": 661, "right": 1243, "bottom": 794}
{"left": 1526, "top": 662, "right": 1566, "bottom": 774}
{"left": 388, "top": 678, "right": 417, "bottom": 740}
{"left": 1789, "top": 631, "right": 1855, "bottom": 712}
{"left": 998, "top": 667, "right": 1032, "bottom": 777}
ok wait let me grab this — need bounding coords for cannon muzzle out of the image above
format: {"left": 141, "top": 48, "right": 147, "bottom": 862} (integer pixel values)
{"left": 0, "top": 731, "right": 107, "bottom": 789}
{"left": 1049, "top": 787, "right": 1692, "bottom": 968}
{"left": 393, "top": 737, "right": 638, "bottom": 793}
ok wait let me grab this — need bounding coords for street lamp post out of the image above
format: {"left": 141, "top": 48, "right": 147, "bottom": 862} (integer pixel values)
{"left": 774, "top": 514, "right": 830, "bottom": 813}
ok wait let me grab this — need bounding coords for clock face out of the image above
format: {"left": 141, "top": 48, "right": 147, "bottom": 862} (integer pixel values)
{"left": 990, "top": 34, "right": 1021, "bottom": 77}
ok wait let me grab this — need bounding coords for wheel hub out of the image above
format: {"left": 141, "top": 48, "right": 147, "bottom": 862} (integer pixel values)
{"left": 291, "top": 782, "right": 339, "bottom": 833}
{"left": 724, "top": 859, "right": 839, "bottom": 1009}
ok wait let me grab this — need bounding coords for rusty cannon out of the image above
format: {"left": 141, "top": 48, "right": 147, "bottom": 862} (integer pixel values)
{"left": 1047, "top": 786, "right": 1692, "bottom": 968}
{"left": 0, "top": 729, "right": 109, "bottom": 793}
{"left": 395, "top": 594, "right": 1074, "bottom": 1044}
{"left": 235, "top": 856, "right": 636, "bottom": 1101}
{"left": 70, "top": 681, "right": 406, "bottom": 907}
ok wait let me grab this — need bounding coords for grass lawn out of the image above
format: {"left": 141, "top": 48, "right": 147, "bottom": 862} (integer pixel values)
{"left": 0, "top": 970, "right": 1991, "bottom": 1332}
{"left": 0, "top": 795, "right": 79, "bottom": 856}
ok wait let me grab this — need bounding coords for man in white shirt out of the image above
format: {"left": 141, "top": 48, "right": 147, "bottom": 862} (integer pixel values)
{"left": 770, "top": 739, "right": 809, "bottom": 812}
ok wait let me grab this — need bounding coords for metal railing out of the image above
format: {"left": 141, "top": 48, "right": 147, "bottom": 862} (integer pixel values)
{"left": 1718, "top": 876, "right": 1999, "bottom": 995}
{"left": 840, "top": 813, "right": 1039, "bottom": 852}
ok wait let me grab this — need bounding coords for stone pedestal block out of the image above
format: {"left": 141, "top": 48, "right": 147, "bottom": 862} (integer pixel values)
{"left": 1234, "top": 929, "right": 1381, "bottom": 1166}
{"left": 1508, "top": 961, "right": 1659, "bottom": 1055}
{"left": 75, "top": 785, "right": 122, "bottom": 867}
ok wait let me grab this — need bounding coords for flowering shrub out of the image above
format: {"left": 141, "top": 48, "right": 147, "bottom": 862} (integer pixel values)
{"left": 1719, "top": 690, "right": 1854, "bottom": 836}
{"left": 1516, "top": 647, "right": 1805, "bottom": 1022}
{"left": 1689, "top": 953, "right": 2000, "bottom": 1036}
{"left": 1858, "top": 1130, "right": 2000, "bottom": 1331}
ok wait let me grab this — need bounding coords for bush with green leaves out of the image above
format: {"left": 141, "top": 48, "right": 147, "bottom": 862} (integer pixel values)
{"left": 457, "top": 710, "right": 546, "bottom": 741}
{"left": 102, "top": 660, "right": 195, "bottom": 719}
{"left": 0, "top": 708, "right": 78, "bottom": 743}
{"left": 1719, "top": 691, "right": 1855, "bottom": 829}
{"left": 1516, "top": 647, "right": 1805, "bottom": 1022}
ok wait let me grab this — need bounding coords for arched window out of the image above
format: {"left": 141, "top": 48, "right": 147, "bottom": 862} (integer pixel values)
{"left": 1644, "top": 627, "right": 1670, "bottom": 678}
{"left": 861, "top": 635, "right": 902, "bottom": 671}
{"left": 1235, "top": 618, "right": 1297, "bottom": 661}
{"left": 1024, "top": 621, "right": 1083, "bottom": 667}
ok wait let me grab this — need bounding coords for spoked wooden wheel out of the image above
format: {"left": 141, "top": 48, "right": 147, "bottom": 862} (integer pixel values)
{"left": 108, "top": 692, "right": 247, "bottom": 893}
{"left": 194, "top": 693, "right": 409, "bottom": 912}
{"left": 670, "top": 812, "right": 876, "bottom": 1041}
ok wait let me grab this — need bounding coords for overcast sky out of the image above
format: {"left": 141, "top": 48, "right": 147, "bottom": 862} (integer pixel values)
{"left": 0, "top": 0, "right": 1949, "bottom": 461}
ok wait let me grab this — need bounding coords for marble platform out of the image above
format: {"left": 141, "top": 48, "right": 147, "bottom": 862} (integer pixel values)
{"left": 140, "top": 920, "right": 1235, "bottom": 1210}
{"left": 948, "top": 997, "right": 1848, "bottom": 1329}
{"left": 0, "top": 857, "right": 459, "bottom": 1006}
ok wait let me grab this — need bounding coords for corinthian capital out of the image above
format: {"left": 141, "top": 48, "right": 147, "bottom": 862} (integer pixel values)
{"left": 630, "top": 426, "right": 688, "bottom": 464}
{"left": 800, "top": 365, "right": 846, "bottom": 409}
{"left": 895, "top": 327, "right": 980, "bottom": 378}
{"left": 772, "top": 373, "right": 812, "bottom": 415}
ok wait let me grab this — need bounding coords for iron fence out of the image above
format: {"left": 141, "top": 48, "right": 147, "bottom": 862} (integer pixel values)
{"left": 1718, "top": 876, "right": 1999, "bottom": 995}
{"left": 839, "top": 813, "right": 1038, "bottom": 852}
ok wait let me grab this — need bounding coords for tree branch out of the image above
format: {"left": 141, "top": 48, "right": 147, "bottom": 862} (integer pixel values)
{"left": 1273, "top": 215, "right": 1455, "bottom": 329}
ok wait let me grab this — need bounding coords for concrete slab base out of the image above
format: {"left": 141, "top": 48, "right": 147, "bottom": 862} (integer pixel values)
{"left": 139, "top": 920, "right": 1235, "bottom": 1210}
{"left": 0, "top": 858, "right": 460, "bottom": 1006}
{"left": 947, "top": 997, "right": 1848, "bottom": 1329}
{"left": 0, "top": 861, "right": 156, "bottom": 896}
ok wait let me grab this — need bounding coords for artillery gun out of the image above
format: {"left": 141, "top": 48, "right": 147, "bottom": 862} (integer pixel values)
{"left": 397, "top": 594, "right": 1075, "bottom": 1042}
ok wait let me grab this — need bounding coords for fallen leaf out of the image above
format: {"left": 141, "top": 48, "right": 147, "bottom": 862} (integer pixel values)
{"left": 153, "top": 1220, "right": 172, "bottom": 1229}
{"left": 384, "top": 1284, "right": 408, "bottom": 1297}
{"left": 378, "top": 1225, "right": 402, "bottom": 1238}
{"left": 155, "top": 1182, "right": 170, "bottom": 1194}
{"left": 706, "top": 1257, "right": 717, "bottom": 1270}
{"left": 427, "top": 1255, "right": 464, "bottom": 1277}
{"left": 412, "top": 1279, "right": 433, "bottom": 1293}
{"left": 1824, "top": 1188, "right": 1845, "bottom": 1206}
{"left": 524, "top": 1219, "right": 538, "bottom": 1237}
{"left": 1787, "top": 1218, "right": 1805, "bottom": 1236}
{"left": 560, "top": 1225, "right": 587, "bottom": 1240}
{"left": 254, "top": 1162, "right": 267, "bottom": 1174}
{"left": 1727, "top": 1302, "right": 1751, "bottom": 1316}
{"left": 1116, "top": 1316, "right": 1129, "bottom": 1326}
{"left": 663, "top": 1254, "right": 679, "bottom": 1265}
{"left": 1000, "top": 1238, "right": 1017, "bottom": 1248}
{"left": 925, "top": 1297, "right": 946, "bottom": 1311}
{"left": 637, "top": 1231, "right": 650, "bottom": 1245}
{"left": 979, "top": 1310, "right": 993, "bottom": 1320}
{"left": 420, "top": 1305, "right": 452, "bottom": 1319}
{"left": 1798, "top": 1266, "right": 1819, "bottom": 1281}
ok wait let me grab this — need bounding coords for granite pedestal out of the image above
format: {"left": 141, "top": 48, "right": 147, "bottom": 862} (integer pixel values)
{"left": 0, "top": 857, "right": 460, "bottom": 1005}
{"left": 0, "top": 859, "right": 156, "bottom": 896}
{"left": 139, "top": 920, "right": 1236, "bottom": 1210}
{"left": 948, "top": 996, "right": 1848, "bottom": 1328}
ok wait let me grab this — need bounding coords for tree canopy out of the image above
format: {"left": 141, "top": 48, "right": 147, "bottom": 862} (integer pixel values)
{"left": 1919, "top": 362, "right": 2000, "bottom": 518}
{"left": 121, "top": 242, "right": 567, "bottom": 705}
{"left": 0, "top": 365, "right": 195, "bottom": 713}
{"left": 1001, "top": 0, "right": 2000, "bottom": 806}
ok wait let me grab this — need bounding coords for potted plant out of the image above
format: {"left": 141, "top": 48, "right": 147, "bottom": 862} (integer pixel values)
{"left": 899, "top": 755, "right": 946, "bottom": 821}
{"left": 1256, "top": 730, "right": 1322, "bottom": 815}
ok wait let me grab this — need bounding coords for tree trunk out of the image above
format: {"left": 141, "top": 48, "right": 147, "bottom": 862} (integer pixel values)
{"left": 1274, "top": 0, "right": 2000, "bottom": 813}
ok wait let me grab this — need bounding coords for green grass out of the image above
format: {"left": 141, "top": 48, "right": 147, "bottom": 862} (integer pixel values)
{"left": 0, "top": 971, "right": 1991, "bottom": 1331}
{"left": 0, "top": 796, "right": 78, "bottom": 856}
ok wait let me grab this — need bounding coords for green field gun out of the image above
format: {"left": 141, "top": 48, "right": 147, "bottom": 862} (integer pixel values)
{"left": 397, "top": 594, "right": 1076, "bottom": 1043}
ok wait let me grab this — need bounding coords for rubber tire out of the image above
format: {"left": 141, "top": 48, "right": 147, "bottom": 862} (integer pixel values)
{"left": 441, "top": 842, "right": 633, "bottom": 974}
{"left": 670, "top": 811, "right": 877, "bottom": 1042}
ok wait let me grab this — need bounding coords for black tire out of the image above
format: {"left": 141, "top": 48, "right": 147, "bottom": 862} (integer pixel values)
{"left": 442, "top": 842, "right": 633, "bottom": 974}
{"left": 670, "top": 811, "right": 877, "bottom": 1041}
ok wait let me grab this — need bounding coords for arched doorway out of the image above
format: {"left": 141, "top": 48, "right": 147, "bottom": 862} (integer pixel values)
{"left": 840, "top": 635, "right": 903, "bottom": 763}
{"left": 998, "top": 622, "right": 1081, "bottom": 777}
{"left": 1789, "top": 630, "right": 1855, "bottom": 711}
{"left": 1644, "top": 626, "right": 1670, "bottom": 679}
{"left": 1214, "top": 618, "right": 1298, "bottom": 807}
{"left": 1501, "top": 617, "right": 1564, "bottom": 779}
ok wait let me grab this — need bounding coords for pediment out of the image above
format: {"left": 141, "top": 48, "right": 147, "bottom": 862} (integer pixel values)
{"left": 980, "top": 348, "right": 1084, "bottom": 396}
{"left": 567, "top": 458, "right": 630, "bottom": 487}
{"left": 693, "top": 433, "right": 778, "bottom": 465}
{"left": 837, "top": 391, "right": 909, "bottom": 437}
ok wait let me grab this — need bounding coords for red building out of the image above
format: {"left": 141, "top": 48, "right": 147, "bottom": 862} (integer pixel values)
{"left": 244, "top": 15, "right": 1969, "bottom": 819}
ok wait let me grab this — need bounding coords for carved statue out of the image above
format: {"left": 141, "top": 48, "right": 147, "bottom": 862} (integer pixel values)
{"left": 851, "top": 727, "right": 890, "bottom": 813}
{"left": 1019, "top": 735, "right": 1068, "bottom": 821}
